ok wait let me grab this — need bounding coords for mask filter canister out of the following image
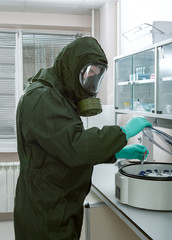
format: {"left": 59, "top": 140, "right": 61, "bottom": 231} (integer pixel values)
{"left": 77, "top": 97, "right": 102, "bottom": 117}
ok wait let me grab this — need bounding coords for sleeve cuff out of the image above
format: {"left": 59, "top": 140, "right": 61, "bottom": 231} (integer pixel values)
{"left": 120, "top": 126, "right": 129, "bottom": 140}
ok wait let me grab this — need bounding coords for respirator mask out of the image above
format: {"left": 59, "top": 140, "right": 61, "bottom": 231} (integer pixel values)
{"left": 77, "top": 63, "right": 107, "bottom": 117}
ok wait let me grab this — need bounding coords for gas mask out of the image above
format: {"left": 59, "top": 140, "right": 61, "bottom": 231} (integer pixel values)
{"left": 77, "top": 63, "right": 107, "bottom": 117}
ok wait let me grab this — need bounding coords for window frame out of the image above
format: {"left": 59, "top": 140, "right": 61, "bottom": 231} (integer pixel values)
{"left": 0, "top": 29, "right": 89, "bottom": 152}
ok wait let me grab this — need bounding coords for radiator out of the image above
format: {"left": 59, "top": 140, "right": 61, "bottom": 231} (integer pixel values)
{"left": 0, "top": 162, "right": 20, "bottom": 213}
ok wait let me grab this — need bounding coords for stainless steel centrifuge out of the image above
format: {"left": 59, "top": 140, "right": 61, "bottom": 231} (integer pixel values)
{"left": 115, "top": 127, "right": 172, "bottom": 211}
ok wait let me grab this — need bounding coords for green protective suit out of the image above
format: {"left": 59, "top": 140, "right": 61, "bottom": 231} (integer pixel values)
{"left": 14, "top": 37, "right": 127, "bottom": 240}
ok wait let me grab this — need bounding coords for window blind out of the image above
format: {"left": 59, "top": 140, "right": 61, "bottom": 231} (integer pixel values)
{"left": 0, "top": 32, "right": 16, "bottom": 139}
{"left": 0, "top": 31, "right": 79, "bottom": 142}
{"left": 22, "top": 33, "right": 76, "bottom": 89}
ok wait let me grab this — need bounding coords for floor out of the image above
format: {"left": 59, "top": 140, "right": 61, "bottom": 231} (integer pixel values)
{"left": 0, "top": 220, "right": 85, "bottom": 240}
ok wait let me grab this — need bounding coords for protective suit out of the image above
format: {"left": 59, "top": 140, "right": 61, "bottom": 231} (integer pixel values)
{"left": 14, "top": 37, "right": 127, "bottom": 240}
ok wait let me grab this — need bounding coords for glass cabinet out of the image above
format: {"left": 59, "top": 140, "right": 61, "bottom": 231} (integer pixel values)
{"left": 157, "top": 43, "right": 172, "bottom": 115}
{"left": 114, "top": 39, "right": 172, "bottom": 119}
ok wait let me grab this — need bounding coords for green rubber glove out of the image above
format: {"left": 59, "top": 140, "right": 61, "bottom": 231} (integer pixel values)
{"left": 121, "top": 117, "right": 152, "bottom": 140}
{"left": 115, "top": 144, "right": 149, "bottom": 160}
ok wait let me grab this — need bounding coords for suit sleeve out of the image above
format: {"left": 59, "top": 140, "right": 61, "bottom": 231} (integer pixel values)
{"left": 28, "top": 89, "right": 127, "bottom": 167}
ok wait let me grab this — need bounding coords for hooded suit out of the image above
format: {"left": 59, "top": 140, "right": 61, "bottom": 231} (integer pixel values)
{"left": 14, "top": 37, "right": 126, "bottom": 240}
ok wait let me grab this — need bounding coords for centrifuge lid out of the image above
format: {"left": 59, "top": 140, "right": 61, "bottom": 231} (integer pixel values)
{"left": 119, "top": 162, "right": 172, "bottom": 181}
{"left": 142, "top": 126, "right": 172, "bottom": 156}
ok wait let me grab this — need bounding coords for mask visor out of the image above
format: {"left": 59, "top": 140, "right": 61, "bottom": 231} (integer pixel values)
{"left": 79, "top": 64, "right": 107, "bottom": 95}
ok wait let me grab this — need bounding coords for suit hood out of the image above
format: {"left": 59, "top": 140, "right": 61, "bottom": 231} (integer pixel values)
{"left": 29, "top": 37, "right": 108, "bottom": 102}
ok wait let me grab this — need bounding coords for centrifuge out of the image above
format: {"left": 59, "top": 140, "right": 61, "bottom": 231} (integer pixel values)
{"left": 115, "top": 127, "right": 172, "bottom": 211}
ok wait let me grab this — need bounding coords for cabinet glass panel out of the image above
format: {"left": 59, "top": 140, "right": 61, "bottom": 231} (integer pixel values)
{"left": 115, "top": 56, "right": 132, "bottom": 110}
{"left": 115, "top": 49, "right": 155, "bottom": 112}
{"left": 157, "top": 43, "right": 172, "bottom": 115}
{"left": 115, "top": 56, "right": 133, "bottom": 83}
{"left": 132, "top": 49, "right": 155, "bottom": 112}
{"left": 115, "top": 85, "right": 133, "bottom": 110}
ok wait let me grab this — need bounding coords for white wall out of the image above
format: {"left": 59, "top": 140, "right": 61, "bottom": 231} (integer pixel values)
{"left": 0, "top": 2, "right": 171, "bottom": 158}
{"left": 0, "top": 11, "right": 92, "bottom": 161}
{"left": 0, "top": 5, "right": 117, "bottom": 160}
{"left": 0, "top": 6, "right": 117, "bottom": 105}
{"left": 119, "top": 0, "right": 172, "bottom": 54}
{"left": 0, "top": 10, "right": 91, "bottom": 162}
{"left": 118, "top": 0, "right": 172, "bottom": 163}
{"left": 99, "top": 2, "right": 117, "bottom": 105}
{"left": 0, "top": 221, "right": 14, "bottom": 240}
{"left": 0, "top": 11, "right": 91, "bottom": 32}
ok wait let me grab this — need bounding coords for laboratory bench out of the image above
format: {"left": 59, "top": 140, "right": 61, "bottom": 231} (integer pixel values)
{"left": 91, "top": 163, "right": 172, "bottom": 240}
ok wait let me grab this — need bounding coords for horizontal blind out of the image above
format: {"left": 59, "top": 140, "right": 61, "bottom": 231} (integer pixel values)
{"left": 0, "top": 32, "right": 16, "bottom": 139}
{"left": 22, "top": 33, "right": 76, "bottom": 89}
{"left": 0, "top": 32, "right": 79, "bottom": 141}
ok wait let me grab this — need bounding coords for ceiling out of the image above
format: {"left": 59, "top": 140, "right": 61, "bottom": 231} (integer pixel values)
{"left": 0, "top": 0, "right": 117, "bottom": 15}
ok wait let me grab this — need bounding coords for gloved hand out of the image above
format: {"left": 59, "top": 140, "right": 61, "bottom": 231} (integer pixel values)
{"left": 115, "top": 144, "right": 149, "bottom": 161}
{"left": 121, "top": 117, "right": 152, "bottom": 140}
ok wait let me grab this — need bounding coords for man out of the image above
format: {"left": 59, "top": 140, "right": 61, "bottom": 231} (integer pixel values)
{"left": 14, "top": 37, "right": 151, "bottom": 240}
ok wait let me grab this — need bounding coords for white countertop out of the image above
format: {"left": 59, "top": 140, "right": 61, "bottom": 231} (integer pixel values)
{"left": 91, "top": 163, "right": 172, "bottom": 240}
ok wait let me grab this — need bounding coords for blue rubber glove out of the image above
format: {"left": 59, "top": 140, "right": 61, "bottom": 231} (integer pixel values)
{"left": 115, "top": 144, "right": 149, "bottom": 160}
{"left": 121, "top": 117, "right": 152, "bottom": 140}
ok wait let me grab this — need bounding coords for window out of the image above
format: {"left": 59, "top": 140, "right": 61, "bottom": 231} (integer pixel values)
{"left": 22, "top": 33, "right": 76, "bottom": 89}
{"left": 0, "top": 32, "right": 16, "bottom": 139}
{"left": 0, "top": 31, "right": 84, "bottom": 150}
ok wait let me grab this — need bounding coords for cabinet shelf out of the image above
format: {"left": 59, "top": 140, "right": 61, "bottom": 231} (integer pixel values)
{"left": 162, "top": 76, "right": 172, "bottom": 82}
{"left": 114, "top": 109, "right": 172, "bottom": 120}
{"left": 118, "top": 79, "right": 155, "bottom": 86}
